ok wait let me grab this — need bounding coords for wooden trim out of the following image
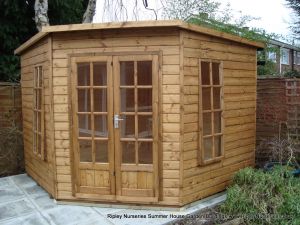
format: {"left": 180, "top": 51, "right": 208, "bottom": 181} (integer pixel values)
{"left": 121, "top": 188, "right": 153, "bottom": 197}
{"left": 179, "top": 30, "right": 184, "bottom": 205}
{"left": 116, "top": 196, "right": 158, "bottom": 203}
{"left": 75, "top": 193, "right": 116, "bottom": 201}
{"left": 48, "top": 34, "right": 57, "bottom": 198}
{"left": 14, "top": 32, "right": 48, "bottom": 54}
{"left": 15, "top": 20, "right": 264, "bottom": 55}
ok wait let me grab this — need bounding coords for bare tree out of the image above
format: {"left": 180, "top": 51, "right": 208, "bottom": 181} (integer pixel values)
{"left": 83, "top": 0, "right": 97, "bottom": 23}
{"left": 34, "top": 0, "right": 49, "bottom": 31}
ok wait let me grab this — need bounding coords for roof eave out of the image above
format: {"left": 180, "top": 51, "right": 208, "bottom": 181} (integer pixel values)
{"left": 15, "top": 20, "right": 265, "bottom": 55}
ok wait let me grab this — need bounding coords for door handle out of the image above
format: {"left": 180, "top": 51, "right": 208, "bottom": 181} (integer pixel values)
{"left": 114, "top": 115, "right": 124, "bottom": 128}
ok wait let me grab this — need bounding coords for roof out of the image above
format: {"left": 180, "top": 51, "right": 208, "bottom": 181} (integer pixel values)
{"left": 269, "top": 39, "right": 300, "bottom": 51}
{"left": 15, "top": 20, "right": 265, "bottom": 55}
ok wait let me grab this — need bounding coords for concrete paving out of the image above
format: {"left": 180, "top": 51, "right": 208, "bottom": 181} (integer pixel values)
{"left": 0, "top": 174, "right": 226, "bottom": 225}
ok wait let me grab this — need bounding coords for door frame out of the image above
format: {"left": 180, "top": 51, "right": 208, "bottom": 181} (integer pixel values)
{"left": 69, "top": 51, "right": 162, "bottom": 203}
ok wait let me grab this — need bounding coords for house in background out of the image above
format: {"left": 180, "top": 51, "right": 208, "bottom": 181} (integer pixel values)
{"left": 267, "top": 39, "right": 300, "bottom": 74}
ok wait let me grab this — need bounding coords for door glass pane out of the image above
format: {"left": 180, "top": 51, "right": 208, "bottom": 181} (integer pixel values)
{"left": 120, "top": 61, "right": 134, "bottom": 86}
{"left": 214, "top": 111, "right": 222, "bottom": 133}
{"left": 77, "top": 63, "right": 90, "bottom": 86}
{"left": 212, "top": 63, "right": 220, "bottom": 85}
{"left": 122, "top": 142, "right": 135, "bottom": 163}
{"left": 215, "top": 135, "right": 222, "bottom": 157}
{"left": 138, "top": 115, "right": 152, "bottom": 138}
{"left": 202, "top": 87, "right": 211, "bottom": 110}
{"left": 203, "top": 113, "right": 212, "bottom": 135}
{"left": 94, "top": 89, "right": 107, "bottom": 112}
{"left": 120, "top": 88, "right": 135, "bottom": 112}
{"left": 120, "top": 115, "right": 135, "bottom": 138}
{"left": 203, "top": 137, "right": 212, "bottom": 160}
{"left": 79, "top": 140, "right": 92, "bottom": 162}
{"left": 78, "top": 89, "right": 91, "bottom": 112}
{"left": 95, "top": 141, "right": 108, "bottom": 163}
{"left": 138, "top": 88, "right": 152, "bottom": 112}
{"left": 78, "top": 114, "right": 91, "bottom": 137}
{"left": 94, "top": 115, "right": 107, "bottom": 137}
{"left": 93, "top": 62, "right": 107, "bottom": 86}
{"left": 213, "top": 87, "right": 221, "bottom": 109}
{"left": 138, "top": 142, "right": 152, "bottom": 164}
{"left": 137, "top": 61, "right": 152, "bottom": 85}
{"left": 201, "top": 62, "right": 210, "bottom": 85}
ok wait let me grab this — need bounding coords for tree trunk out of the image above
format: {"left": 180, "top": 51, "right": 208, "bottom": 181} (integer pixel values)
{"left": 82, "top": 0, "right": 97, "bottom": 23}
{"left": 34, "top": 0, "right": 49, "bottom": 31}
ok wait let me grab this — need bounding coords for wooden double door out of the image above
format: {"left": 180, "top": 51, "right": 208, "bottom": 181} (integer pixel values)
{"left": 71, "top": 54, "right": 159, "bottom": 203}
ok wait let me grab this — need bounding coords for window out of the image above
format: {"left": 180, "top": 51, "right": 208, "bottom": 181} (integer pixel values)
{"left": 33, "top": 66, "right": 44, "bottom": 159}
{"left": 199, "top": 61, "right": 223, "bottom": 165}
{"left": 297, "top": 52, "right": 300, "bottom": 65}
{"left": 268, "top": 51, "right": 277, "bottom": 62}
{"left": 281, "top": 48, "right": 289, "bottom": 65}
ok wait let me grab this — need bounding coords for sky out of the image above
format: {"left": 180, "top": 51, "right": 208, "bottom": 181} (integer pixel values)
{"left": 94, "top": 0, "right": 296, "bottom": 41}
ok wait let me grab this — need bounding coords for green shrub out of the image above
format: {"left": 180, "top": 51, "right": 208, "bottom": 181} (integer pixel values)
{"left": 221, "top": 167, "right": 300, "bottom": 225}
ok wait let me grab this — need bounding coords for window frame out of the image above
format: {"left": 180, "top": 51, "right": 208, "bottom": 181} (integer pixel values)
{"left": 280, "top": 48, "right": 289, "bottom": 65}
{"left": 268, "top": 51, "right": 277, "bottom": 62}
{"left": 33, "top": 65, "right": 45, "bottom": 160}
{"left": 198, "top": 59, "right": 224, "bottom": 165}
{"left": 297, "top": 52, "right": 300, "bottom": 65}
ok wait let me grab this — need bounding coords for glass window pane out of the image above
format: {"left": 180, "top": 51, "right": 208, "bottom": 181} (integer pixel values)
{"left": 138, "top": 142, "right": 152, "bottom": 164}
{"left": 78, "top": 89, "right": 91, "bottom": 112}
{"left": 202, "top": 87, "right": 211, "bottom": 110}
{"left": 122, "top": 141, "right": 135, "bottom": 163}
{"left": 38, "top": 134, "right": 42, "bottom": 154}
{"left": 78, "top": 114, "right": 91, "bottom": 137}
{"left": 38, "top": 67, "right": 43, "bottom": 88}
{"left": 137, "top": 61, "right": 152, "bottom": 85}
{"left": 38, "top": 112, "right": 41, "bottom": 133}
{"left": 212, "top": 63, "right": 220, "bottom": 85}
{"left": 201, "top": 62, "right": 210, "bottom": 85}
{"left": 34, "top": 68, "right": 38, "bottom": 88}
{"left": 120, "top": 115, "right": 135, "bottom": 138}
{"left": 138, "top": 88, "right": 152, "bottom": 112}
{"left": 79, "top": 140, "right": 92, "bottom": 162}
{"left": 38, "top": 89, "right": 42, "bottom": 110}
{"left": 138, "top": 115, "right": 152, "bottom": 138}
{"left": 95, "top": 141, "right": 108, "bottom": 163}
{"left": 94, "top": 115, "right": 107, "bottom": 137}
{"left": 120, "top": 88, "right": 135, "bottom": 112}
{"left": 33, "top": 111, "right": 37, "bottom": 131}
{"left": 93, "top": 62, "right": 107, "bottom": 86}
{"left": 120, "top": 61, "right": 134, "bottom": 85}
{"left": 203, "top": 113, "right": 212, "bottom": 136}
{"left": 203, "top": 137, "right": 213, "bottom": 160}
{"left": 77, "top": 63, "right": 90, "bottom": 86}
{"left": 94, "top": 89, "right": 107, "bottom": 112}
{"left": 213, "top": 88, "right": 221, "bottom": 109}
{"left": 215, "top": 135, "right": 222, "bottom": 157}
{"left": 214, "top": 111, "right": 222, "bottom": 133}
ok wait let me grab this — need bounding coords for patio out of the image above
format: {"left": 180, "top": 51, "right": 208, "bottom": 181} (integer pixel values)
{"left": 0, "top": 174, "right": 226, "bottom": 225}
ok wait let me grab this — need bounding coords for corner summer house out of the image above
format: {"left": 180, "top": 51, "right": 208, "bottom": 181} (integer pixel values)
{"left": 15, "top": 20, "right": 264, "bottom": 206}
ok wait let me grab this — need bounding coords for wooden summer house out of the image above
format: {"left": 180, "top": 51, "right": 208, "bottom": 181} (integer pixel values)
{"left": 15, "top": 20, "right": 264, "bottom": 206}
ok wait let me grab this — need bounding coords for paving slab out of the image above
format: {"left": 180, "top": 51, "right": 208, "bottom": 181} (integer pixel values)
{"left": 0, "top": 174, "right": 226, "bottom": 225}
